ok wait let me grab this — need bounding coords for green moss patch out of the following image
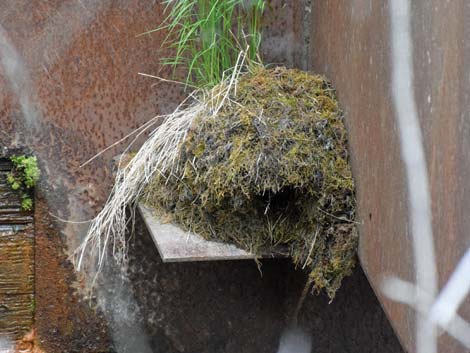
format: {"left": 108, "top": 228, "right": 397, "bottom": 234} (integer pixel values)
{"left": 144, "top": 66, "right": 357, "bottom": 299}
{"left": 7, "top": 155, "right": 40, "bottom": 211}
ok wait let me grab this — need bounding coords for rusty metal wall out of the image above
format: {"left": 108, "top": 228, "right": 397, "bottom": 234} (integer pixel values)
{"left": 308, "top": 2, "right": 470, "bottom": 353}
{"left": 0, "top": 3, "right": 174, "bottom": 349}
{"left": 0, "top": 0, "right": 179, "bottom": 221}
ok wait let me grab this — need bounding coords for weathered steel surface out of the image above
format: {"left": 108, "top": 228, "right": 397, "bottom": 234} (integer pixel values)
{"left": 261, "top": 1, "right": 304, "bottom": 68}
{"left": 0, "top": 158, "right": 34, "bottom": 339}
{"left": 308, "top": 2, "right": 470, "bottom": 353}
{"left": 139, "top": 204, "right": 287, "bottom": 262}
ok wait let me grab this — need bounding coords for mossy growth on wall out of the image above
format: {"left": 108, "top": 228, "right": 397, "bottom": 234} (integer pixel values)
{"left": 7, "top": 155, "right": 40, "bottom": 211}
{"left": 144, "top": 66, "right": 357, "bottom": 299}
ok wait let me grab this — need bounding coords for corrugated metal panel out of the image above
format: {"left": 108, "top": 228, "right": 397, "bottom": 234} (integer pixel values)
{"left": 0, "top": 158, "right": 34, "bottom": 339}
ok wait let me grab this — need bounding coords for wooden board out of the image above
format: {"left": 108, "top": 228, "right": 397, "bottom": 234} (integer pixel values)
{"left": 138, "top": 204, "right": 286, "bottom": 262}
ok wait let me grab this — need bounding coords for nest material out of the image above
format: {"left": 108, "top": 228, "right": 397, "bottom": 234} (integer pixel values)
{"left": 144, "top": 66, "right": 357, "bottom": 299}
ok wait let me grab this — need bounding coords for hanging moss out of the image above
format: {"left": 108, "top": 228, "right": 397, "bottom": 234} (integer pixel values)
{"left": 144, "top": 66, "right": 357, "bottom": 299}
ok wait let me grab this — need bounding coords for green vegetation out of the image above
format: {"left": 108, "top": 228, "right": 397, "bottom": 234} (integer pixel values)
{"left": 144, "top": 67, "right": 357, "bottom": 299}
{"left": 146, "top": 0, "right": 265, "bottom": 88}
{"left": 29, "top": 297, "right": 35, "bottom": 314}
{"left": 7, "top": 155, "right": 40, "bottom": 211}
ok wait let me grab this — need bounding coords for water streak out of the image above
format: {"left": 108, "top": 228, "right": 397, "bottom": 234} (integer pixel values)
{"left": 0, "top": 24, "right": 40, "bottom": 129}
{"left": 0, "top": 337, "right": 13, "bottom": 353}
{"left": 277, "top": 327, "right": 312, "bottom": 353}
{"left": 388, "top": 1, "right": 438, "bottom": 352}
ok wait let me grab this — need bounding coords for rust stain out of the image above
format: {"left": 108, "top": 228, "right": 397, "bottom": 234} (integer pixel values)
{"left": 15, "top": 330, "right": 47, "bottom": 353}
{"left": 33, "top": 195, "right": 111, "bottom": 352}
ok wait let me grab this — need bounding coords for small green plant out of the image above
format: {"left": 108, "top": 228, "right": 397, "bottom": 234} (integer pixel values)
{"left": 7, "top": 155, "right": 40, "bottom": 211}
{"left": 144, "top": 0, "right": 265, "bottom": 88}
{"left": 29, "top": 297, "right": 36, "bottom": 314}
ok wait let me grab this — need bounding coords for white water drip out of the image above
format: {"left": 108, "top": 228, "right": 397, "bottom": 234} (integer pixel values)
{"left": 277, "top": 327, "right": 312, "bottom": 353}
{"left": 0, "top": 24, "right": 40, "bottom": 129}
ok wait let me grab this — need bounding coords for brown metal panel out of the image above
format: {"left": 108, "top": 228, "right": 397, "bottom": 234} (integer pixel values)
{"left": 0, "top": 1, "right": 177, "bottom": 227}
{"left": 309, "top": 1, "right": 470, "bottom": 353}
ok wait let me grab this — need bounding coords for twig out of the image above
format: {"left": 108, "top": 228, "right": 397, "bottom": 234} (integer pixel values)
{"left": 291, "top": 276, "right": 314, "bottom": 327}
{"left": 316, "top": 207, "right": 360, "bottom": 224}
{"left": 138, "top": 72, "right": 198, "bottom": 89}
{"left": 302, "top": 228, "right": 318, "bottom": 270}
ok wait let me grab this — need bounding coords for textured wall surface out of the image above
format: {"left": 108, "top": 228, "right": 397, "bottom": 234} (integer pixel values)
{"left": 308, "top": 2, "right": 470, "bottom": 353}
{"left": 0, "top": 1, "right": 173, "bottom": 350}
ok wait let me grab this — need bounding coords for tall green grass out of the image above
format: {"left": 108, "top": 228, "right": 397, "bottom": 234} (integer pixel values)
{"left": 145, "top": 0, "right": 265, "bottom": 89}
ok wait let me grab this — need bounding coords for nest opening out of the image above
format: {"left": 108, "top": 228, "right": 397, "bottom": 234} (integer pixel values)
{"left": 256, "top": 187, "right": 302, "bottom": 217}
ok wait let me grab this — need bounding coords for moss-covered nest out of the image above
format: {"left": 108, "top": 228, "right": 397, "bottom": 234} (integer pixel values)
{"left": 144, "top": 66, "right": 357, "bottom": 299}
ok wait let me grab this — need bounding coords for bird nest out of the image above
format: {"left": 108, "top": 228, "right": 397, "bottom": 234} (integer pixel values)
{"left": 143, "top": 66, "right": 357, "bottom": 299}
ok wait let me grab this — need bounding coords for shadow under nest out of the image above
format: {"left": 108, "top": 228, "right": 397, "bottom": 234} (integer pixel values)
{"left": 143, "top": 66, "right": 357, "bottom": 299}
